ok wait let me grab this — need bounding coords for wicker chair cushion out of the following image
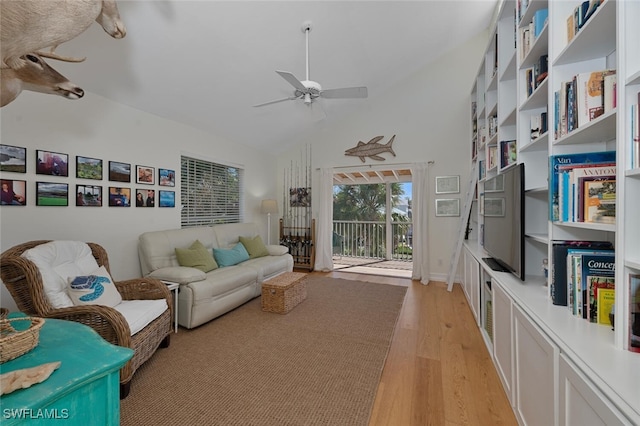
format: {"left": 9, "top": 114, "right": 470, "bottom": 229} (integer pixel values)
{"left": 68, "top": 265, "right": 123, "bottom": 307}
{"left": 113, "top": 299, "right": 168, "bottom": 336}
{"left": 21, "top": 241, "right": 99, "bottom": 308}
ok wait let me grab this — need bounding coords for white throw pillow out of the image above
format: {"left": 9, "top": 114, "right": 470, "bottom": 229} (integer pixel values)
{"left": 21, "top": 241, "right": 100, "bottom": 308}
{"left": 68, "top": 265, "right": 123, "bottom": 308}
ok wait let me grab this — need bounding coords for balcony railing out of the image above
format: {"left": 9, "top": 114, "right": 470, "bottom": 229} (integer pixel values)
{"left": 332, "top": 220, "right": 413, "bottom": 261}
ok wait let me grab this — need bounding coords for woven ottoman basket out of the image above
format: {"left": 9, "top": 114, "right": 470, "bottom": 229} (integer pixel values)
{"left": 261, "top": 272, "right": 307, "bottom": 314}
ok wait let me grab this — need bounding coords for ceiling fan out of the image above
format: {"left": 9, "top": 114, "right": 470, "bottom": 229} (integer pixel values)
{"left": 253, "top": 21, "right": 368, "bottom": 109}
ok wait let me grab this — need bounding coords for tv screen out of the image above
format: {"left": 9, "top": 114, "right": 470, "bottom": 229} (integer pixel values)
{"left": 483, "top": 163, "right": 525, "bottom": 281}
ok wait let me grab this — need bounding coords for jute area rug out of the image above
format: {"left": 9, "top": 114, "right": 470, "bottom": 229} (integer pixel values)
{"left": 121, "top": 276, "right": 407, "bottom": 426}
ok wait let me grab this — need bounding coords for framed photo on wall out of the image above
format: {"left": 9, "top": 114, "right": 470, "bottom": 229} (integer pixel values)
{"left": 435, "top": 176, "right": 460, "bottom": 194}
{"left": 158, "top": 168, "right": 175, "bottom": 187}
{"left": 1, "top": 179, "right": 26, "bottom": 205}
{"left": 0, "top": 145, "right": 26, "bottom": 173}
{"left": 76, "top": 156, "right": 103, "bottom": 180}
{"left": 159, "top": 190, "right": 175, "bottom": 207}
{"left": 76, "top": 184, "right": 102, "bottom": 207}
{"left": 435, "top": 198, "right": 460, "bottom": 217}
{"left": 136, "top": 165, "right": 155, "bottom": 185}
{"left": 108, "top": 187, "right": 131, "bottom": 207}
{"left": 109, "top": 161, "right": 131, "bottom": 182}
{"left": 36, "top": 150, "right": 68, "bottom": 177}
{"left": 36, "top": 182, "right": 68, "bottom": 206}
{"left": 136, "top": 189, "right": 155, "bottom": 207}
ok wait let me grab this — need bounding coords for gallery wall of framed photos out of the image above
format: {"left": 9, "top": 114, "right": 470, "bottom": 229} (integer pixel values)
{"left": 0, "top": 144, "right": 176, "bottom": 208}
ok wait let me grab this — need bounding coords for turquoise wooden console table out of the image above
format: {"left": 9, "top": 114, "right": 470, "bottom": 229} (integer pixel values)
{"left": 1, "top": 317, "right": 133, "bottom": 425}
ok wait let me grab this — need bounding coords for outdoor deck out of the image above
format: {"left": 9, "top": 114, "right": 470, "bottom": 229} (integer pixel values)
{"left": 332, "top": 256, "right": 413, "bottom": 279}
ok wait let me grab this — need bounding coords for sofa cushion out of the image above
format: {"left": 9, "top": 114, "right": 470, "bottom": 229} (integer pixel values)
{"left": 68, "top": 265, "right": 123, "bottom": 307}
{"left": 213, "top": 243, "right": 250, "bottom": 267}
{"left": 239, "top": 235, "right": 269, "bottom": 259}
{"left": 113, "top": 299, "right": 168, "bottom": 336}
{"left": 189, "top": 265, "right": 259, "bottom": 302}
{"left": 21, "top": 241, "right": 100, "bottom": 308}
{"left": 175, "top": 240, "right": 218, "bottom": 272}
{"left": 267, "top": 245, "right": 289, "bottom": 256}
{"left": 148, "top": 267, "right": 206, "bottom": 285}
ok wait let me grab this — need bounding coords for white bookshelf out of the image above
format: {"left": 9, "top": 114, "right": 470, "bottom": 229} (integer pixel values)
{"left": 463, "top": 0, "right": 640, "bottom": 424}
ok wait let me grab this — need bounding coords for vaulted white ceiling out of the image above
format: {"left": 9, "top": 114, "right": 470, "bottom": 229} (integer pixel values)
{"left": 48, "top": 1, "right": 499, "bottom": 154}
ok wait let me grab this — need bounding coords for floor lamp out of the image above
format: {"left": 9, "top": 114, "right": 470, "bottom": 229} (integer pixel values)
{"left": 261, "top": 199, "right": 278, "bottom": 245}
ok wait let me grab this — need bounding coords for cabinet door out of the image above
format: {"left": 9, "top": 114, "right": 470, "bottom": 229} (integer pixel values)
{"left": 514, "top": 305, "right": 558, "bottom": 426}
{"left": 492, "top": 282, "right": 514, "bottom": 406}
{"left": 469, "top": 255, "right": 480, "bottom": 322}
{"left": 558, "top": 354, "right": 631, "bottom": 426}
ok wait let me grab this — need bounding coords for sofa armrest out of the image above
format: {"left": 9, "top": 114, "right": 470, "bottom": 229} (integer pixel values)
{"left": 267, "top": 245, "right": 289, "bottom": 256}
{"left": 147, "top": 266, "right": 207, "bottom": 285}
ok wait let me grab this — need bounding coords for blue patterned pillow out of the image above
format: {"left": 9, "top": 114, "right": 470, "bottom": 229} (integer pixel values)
{"left": 213, "top": 243, "right": 250, "bottom": 267}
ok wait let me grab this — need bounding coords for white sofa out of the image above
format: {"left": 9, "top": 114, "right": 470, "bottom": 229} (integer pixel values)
{"left": 138, "top": 223, "right": 293, "bottom": 329}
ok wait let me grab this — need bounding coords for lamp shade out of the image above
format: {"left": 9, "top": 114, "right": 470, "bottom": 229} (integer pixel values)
{"left": 261, "top": 199, "right": 278, "bottom": 214}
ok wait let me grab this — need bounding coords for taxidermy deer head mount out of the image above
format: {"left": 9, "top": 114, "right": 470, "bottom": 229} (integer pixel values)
{"left": 1, "top": 53, "right": 85, "bottom": 107}
{"left": 1, "top": 0, "right": 126, "bottom": 69}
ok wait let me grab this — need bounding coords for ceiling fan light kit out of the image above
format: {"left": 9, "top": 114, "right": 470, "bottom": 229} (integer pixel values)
{"left": 254, "top": 21, "right": 368, "bottom": 109}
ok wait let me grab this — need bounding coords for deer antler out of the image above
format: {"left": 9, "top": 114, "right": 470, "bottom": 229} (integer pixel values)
{"left": 35, "top": 50, "right": 86, "bottom": 63}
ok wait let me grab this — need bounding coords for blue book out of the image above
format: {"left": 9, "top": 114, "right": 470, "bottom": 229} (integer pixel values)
{"left": 549, "top": 151, "right": 616, "bottom": 221}
{"left": 534, "top": 9, "right": 548, "bottom": 38}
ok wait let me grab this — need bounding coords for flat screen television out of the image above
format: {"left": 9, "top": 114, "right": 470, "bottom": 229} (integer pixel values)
{"left": 482, "top": 163, "right": 525, "bottom": 281}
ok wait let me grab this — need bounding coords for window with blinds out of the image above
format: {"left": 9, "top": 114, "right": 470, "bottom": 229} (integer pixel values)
{"left": 180, "top": 155, "right": 243, "bottom": 228}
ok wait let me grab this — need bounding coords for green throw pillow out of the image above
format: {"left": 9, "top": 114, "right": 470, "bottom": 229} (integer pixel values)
{"left": 239, "top": 235, "right": 269, "bottom": 259}
{"left": 213, "top": 243, "right": 250, "bottom": 267}
{"left": 175, "top": 240, "right": 218, "bottom": 273}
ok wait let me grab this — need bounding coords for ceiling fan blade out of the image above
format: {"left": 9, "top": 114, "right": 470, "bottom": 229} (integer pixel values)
{"left": 276, "top": 70, "right": 307, "bottom": 92}
{"left": 321, "top": 86, "right": 368, "bottom": 99}
{"left": 253, "top": 96, "right": 298, "bottom": 107}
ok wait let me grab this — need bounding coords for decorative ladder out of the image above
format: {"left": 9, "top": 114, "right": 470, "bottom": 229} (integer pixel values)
{"left": 446, "top": 161, "right": 478, "bottom": 292}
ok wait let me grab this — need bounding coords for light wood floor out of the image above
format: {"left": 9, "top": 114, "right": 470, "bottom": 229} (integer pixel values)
{"left": 313, "top": 270, "right": 518, "bottom": 426}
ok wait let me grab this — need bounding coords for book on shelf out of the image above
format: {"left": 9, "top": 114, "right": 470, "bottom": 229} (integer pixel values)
{"left": 575, "top": 70, "right": 616, "bottom": 128}
{"left": 597, "top": 288, "right": 615, "bottom": 326}
{"left": 630, "top": 274, "right": 640, "bottom": 353}
{"left": 533, "top": 9, "right": 548, "bottom": 38}
{"left": 603, "top": 73, "right": 616, "bottom": 113}
{"left": 549, "top": 151, "right": 616, "bottom": 222}
{"left": 500, "top": 140, "right": 517, "bottom": 169}
{"left": 566, "top": 12, "right": 575, "bottom": 44}
{"left": 550, "top": 240, "right": 613, "bottom": 307}
{"left": 530, "top": 114, "right": 541, "bottom": 141}
{"left": 487, "top": 145, "right": 497, "bottom": 170}
{"left": 583, "top": 178, "right": 615, "bottom": 224}
{"left": 576, "top": 174, "right": 615, "bottom": 222}
{"left": 580, "top": 253, "right": 615, "bottom": 322}
{"left": 556, "top": 163, "right": 615, "bottom": 223}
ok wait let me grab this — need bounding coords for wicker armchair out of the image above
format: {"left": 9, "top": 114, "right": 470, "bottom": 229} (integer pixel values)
{"left": 0, "top": 240, "right": 172, "bottom": 398}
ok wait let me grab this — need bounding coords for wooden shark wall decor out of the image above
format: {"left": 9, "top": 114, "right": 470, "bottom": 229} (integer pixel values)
{"left": 345, "top": 135, "right": 396, "bottom": 163}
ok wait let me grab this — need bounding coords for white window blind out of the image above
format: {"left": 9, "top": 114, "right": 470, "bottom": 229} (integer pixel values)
{"left": 181, "top": 155, "right": 243, "bottom": 228}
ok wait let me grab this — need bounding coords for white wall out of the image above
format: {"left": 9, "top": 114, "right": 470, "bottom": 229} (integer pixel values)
{"left": 1, "top": 93, "right": 278, "bottom": 310}
{"left": 277, "top": 32, "right": 489, "bottom": 281}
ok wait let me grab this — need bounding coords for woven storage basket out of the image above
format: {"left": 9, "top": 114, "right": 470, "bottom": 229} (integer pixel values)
{"left": 261, "top": 272, "right": 307, "bottom": 314}
{"left": 0, "top": 316, "right": 45, "bottom": 363}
